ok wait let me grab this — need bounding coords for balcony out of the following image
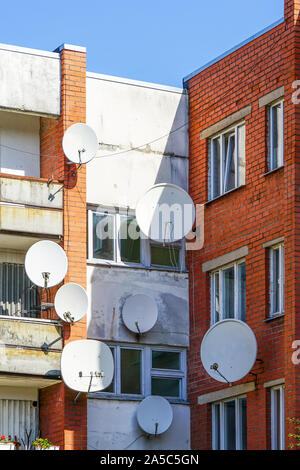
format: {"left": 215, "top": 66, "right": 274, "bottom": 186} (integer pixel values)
{"left": 0, "top": 315, "right": 62, "bottom": 384}
{"left": 0, "top": 174, "right": 63, "bottom": 249}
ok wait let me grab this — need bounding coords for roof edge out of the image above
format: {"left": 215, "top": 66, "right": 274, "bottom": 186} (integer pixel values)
{"left": 87, "top": 71, "right": 186, "bottom": 94}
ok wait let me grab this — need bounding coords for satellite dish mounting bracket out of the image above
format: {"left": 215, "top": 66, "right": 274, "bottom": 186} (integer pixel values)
{"left": 249, "top": 371, "right": 259, "bottom": 387}
{"left": 41, "top": 334, "right": 63, "bottom": 353}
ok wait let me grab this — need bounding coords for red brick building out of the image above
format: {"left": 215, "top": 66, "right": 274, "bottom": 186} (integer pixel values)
{"left": 184, "top": 0, "right": 300, "bottom": 450}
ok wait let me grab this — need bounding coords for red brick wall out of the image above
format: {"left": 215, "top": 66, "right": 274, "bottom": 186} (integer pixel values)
{"left": 186, "top": 0, "right": 299, "bottom": 450}
{"left": 39, "top": 46, "right": 87, "bottom": 450}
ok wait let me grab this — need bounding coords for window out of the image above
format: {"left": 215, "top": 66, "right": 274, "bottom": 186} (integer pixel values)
{"left": 0, "top": 398, "right": 38, "bottom": 450}
{"left": 209, "top": 122, "right": 245, "bottom": 200}
{"left": 0, "top": 262, "right": 39, "bottom": 318}
{"left": 88, "top": 209, "right": 185, "bottom": 270}
{"left": 269, "top": 244, "right": 284, "bottom": 317}
{"left": 268, "top": 100, "right": 284, "bottom": 171}
{"left": 271, "top": 386, "right": 285, "bottom": 450}
{"left": 90, "top": 210, "right": 140, "bottom": 264}
{"left": 150, "top": 242, "right": 182, "bottom": 269}
{"left": 210, "top": 260, "right": 246, "bottom": 324}
{"left": 94, "top": 345, "right": 186, "bottom": 401}
{"left": 212, "top": 397, "right": 247, "bottom": 450}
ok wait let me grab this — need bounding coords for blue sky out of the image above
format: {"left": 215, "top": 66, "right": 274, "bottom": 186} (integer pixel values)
{"left": 3, "top": 1, "right": 284, "bottom": 87}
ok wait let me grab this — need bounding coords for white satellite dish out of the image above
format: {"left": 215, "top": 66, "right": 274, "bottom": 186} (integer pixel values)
{"left": 136, "top": 183, "right": 195, "bottom": 243}
{"left": 25, "top": 240, "right": 68, "bottom": 288}
{"left": 61, "top": 340, "right": 114, "bottom": 393}
{"left": 62, "top": 123, "right": 98, "bottom": 164}
{"left": 200, "top": 319, "right": 257, "bottom": 384}
{"left": 122, "top": 294, "right": 158, "bottom": 334}
{"left": 54, "top": 283, "right": 88, "bottom": 323}
{"left": 137, "top": 396, "right": 173, "bottom": 436}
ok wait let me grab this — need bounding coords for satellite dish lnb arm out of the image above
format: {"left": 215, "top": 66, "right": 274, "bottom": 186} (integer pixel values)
{"left": 210, "top": 363, "right": 232, "bottom": 386}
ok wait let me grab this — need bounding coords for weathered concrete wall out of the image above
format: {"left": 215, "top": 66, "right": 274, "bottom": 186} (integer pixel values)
{"left": 86, "top": 73, "right": 188, "bottom": 208}
{"left": 85, "top": 73, "right": 190, "bottom": 450}
{"left": 0, "top": 44, "right": 60, "bottom": 117}
{"left": 0, "top": 317, "right": 62, "bottom": 377}
{"left": 0, "top": 111, "right": 40, "bottom": 177}
{"left": 88, "top": 266, "right": 189, "bottom": 347}
{"left": 88, "top": 399, "right": 190, "bottom": 450}
{"left": 0, "top": 205, "right": 63, "bottom": 236}
{"left": 87, "top": 266, "right": 189, "bottom": 347}
{"left": 0, "top": 318, "right": 62, "bottom": 350}
{"left": 0, "top": 176, "right": 63, "bottom": 209}
{"left": 0, "top": 346, "right": 60, "bottom": 377}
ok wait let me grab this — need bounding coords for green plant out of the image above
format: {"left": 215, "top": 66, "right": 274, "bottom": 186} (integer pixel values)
{"left": 287, "top": 418, "right": 300, "bottom": 448}
{"left": 32, "top": 437, "right": 53, "bottom": 449}
{"left": 0, "top": 435, "right": 13, "bottom": 443}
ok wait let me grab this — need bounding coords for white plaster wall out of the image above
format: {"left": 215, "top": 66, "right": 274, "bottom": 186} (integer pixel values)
{"left": 87, "top": 266, "right": 189, "bottom": 347}
{"left": 86, "top": 74, "right": 190, "bottom": 450}
{"left": 0, "top": 45, "right": 60, "bottom": 117}
{"left": 88, "top": 399, "right": 190, "bottom": 450}
{"left": 86, "top": 74, "right": 188, "bottom": 208}
{"left": 0, "top": 111, "right": 40, "bottom": 177}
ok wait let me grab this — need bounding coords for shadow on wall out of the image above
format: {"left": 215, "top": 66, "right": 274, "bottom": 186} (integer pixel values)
{"left": 153, "top": 92, "right": 189, "bottom": 190}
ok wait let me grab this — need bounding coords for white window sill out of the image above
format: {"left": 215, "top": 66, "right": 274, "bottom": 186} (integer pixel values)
{"left": 206, "top": 184, "right": 246, "bottom": 205}
{"left": 262, "top": 165, "right": 284, "bottom": 177}
{"left": 264, "top": 312, "right": 285, "bottom": 322}
{"left": 88, "top": 393, "right": 189, "bottom": 405}
{"left": 87, "top": 259, "right": 188, "bottom": 274}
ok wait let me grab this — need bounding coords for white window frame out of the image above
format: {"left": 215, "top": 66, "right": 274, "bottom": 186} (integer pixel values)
{"left": 209, "top": 121, "right": 245, "bottom": 200}
{"left": 212, "top": 396, "right": 247, "bottom": 450}
{"left": 271, "top": 385, "right": 285, "bottom": 450}
{"left": 210, "top": 259, "right": 246, "bottom": 325}
{"left": 268, "top": 100, "right": 284, "bottom": 171}
{"left": 88, "top": 208, "right": 185, "bottom": 271}
{"left": 269, "top": 244, "right": 284, "bottom": 317}
{"left": 93, "top": 344, "right": 187, "bottom": 402}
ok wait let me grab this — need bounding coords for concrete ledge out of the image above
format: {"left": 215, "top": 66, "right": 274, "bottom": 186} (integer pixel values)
{"left": 262, "top": 237, "right": 284, "bottom": 249}
{"left": 200, "top": 105, "right": 252, "bottom": 140}
{"left": 198, "top": 381, "right": 256, "bottom": 405}
{"left": 202, "top": 245, "right": 249, "bottom": 273}
{"left": 0, "top": 345, "right": 61, "bottom": 377}
{"left": 259, "top": 86, "right": 284, "bottom": 108}
{"left": 0, "top": 205, "right": 63, "bottom": 237}
{"left": 263, "top": 378, "right": 285, "bottom": 388}
{"left": 0, "top": 42, "right": 59, "bottom": 59}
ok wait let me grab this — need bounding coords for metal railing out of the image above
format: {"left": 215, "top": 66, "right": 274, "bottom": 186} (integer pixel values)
{"left": 0, "top": 262, "right": 58, "bottom": 320}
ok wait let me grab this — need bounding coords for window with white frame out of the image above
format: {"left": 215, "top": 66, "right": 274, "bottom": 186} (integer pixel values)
{"left": 88, "top": 209, "right": 185, "bottom": 270}
{"left": 210, "top": 260, "right": 246, "bottom": 324}
{"left": 212, "top": 396, "right": 247, "bottom": 450}
{"left": 268, "top": 100, "right": 284, "bottom": 171}
{"left": 271, "top": 385, "right": 285, "bottom": 450}
{"left": 209, "top": 122, "right": 245, "bottom": 200}
{"left": 269, "top": 244, "right": 284, "bottom": 317}
{"left": 95, "top": 345, "right": 186, "bottom": 401}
